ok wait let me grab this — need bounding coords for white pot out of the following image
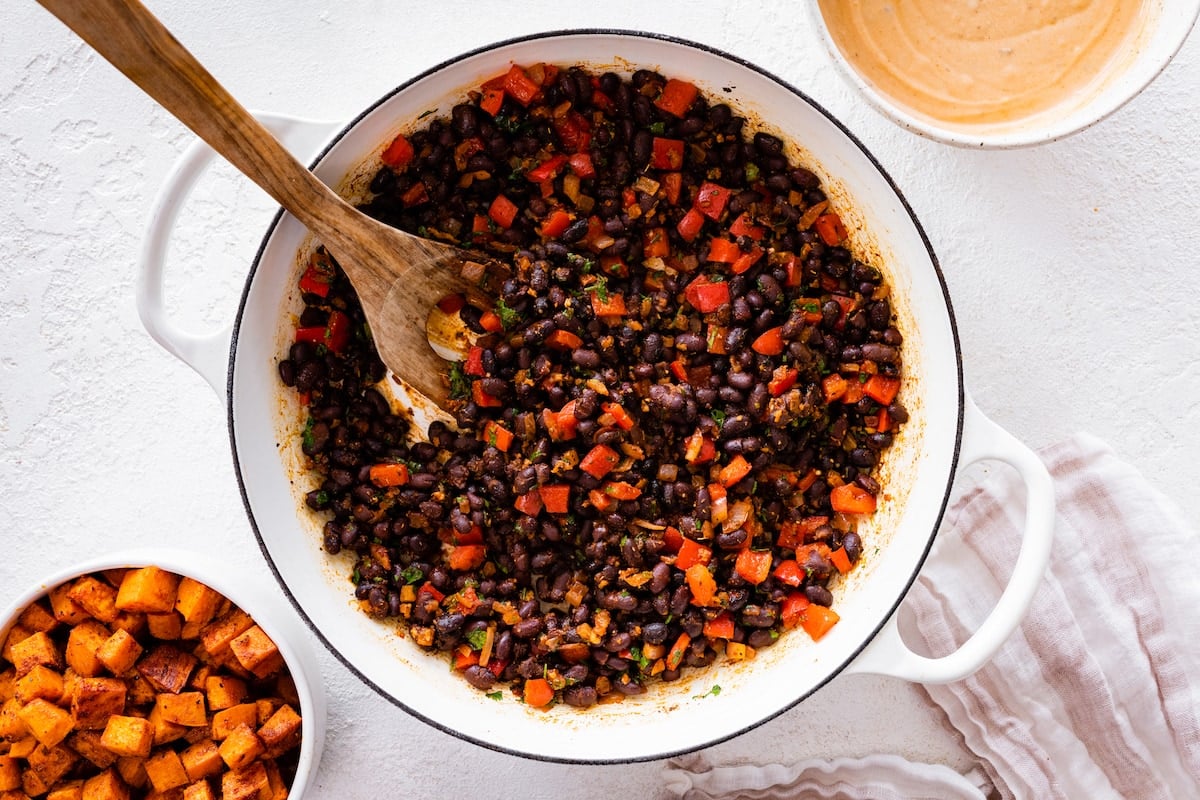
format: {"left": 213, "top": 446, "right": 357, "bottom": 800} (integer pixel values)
{"left": 136, "top": 31, "right": 1055, "bottom": 763}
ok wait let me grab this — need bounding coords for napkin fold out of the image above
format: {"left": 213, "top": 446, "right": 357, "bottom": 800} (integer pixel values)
{"left": 664, "top": 433, "right": 1200, "bottom": 799}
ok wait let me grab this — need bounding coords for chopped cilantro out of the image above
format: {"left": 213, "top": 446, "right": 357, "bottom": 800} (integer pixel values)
{"left": 745, "top": 162, "right": 760, "bottom": 182}
{"left": 629, "top": 646, "right": 651, "bottom": 671}
{"left": 584, "top": 277, "right": 609, "bottom": 302}
{"left": 351, "top": 569, "right": 361, "bottom": 584}
{"left": 301, "top": 417, "right": 316, "bottom": 450}
{"left": 693, "top": 684, "right": 722, "bottom": 699}
{"left": 567, "top": 252, "right": 595, "bottom": 273}
{"left": 648, "top": 122, "right": 666, "bottom": 135}
{"left": 487, "top": 691, "right": 504, "bottom": 701}
{"left": 417, "top": 108, "right": 436, "bottom": 119}
{"left": 400, "top": 565, "right": 424, "bottom": 585}
{"left": 495, "top": 297, "right": 522, "bottom": 328}
{"left": 859, "top": 372, "right": 870, "bottom": 383}
{"left": 448, "top": 361, "right": 469, "bottom": 399}
{"left": 711, "top": 409, "right": 726, "bottom": 427}
{"left": 465, "top": 629, "right": 489, "bottom": 651}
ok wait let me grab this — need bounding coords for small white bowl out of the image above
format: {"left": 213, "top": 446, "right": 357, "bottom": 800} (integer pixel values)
{"left": 0, "top": 548, "right": 326, "bottom": 797}
{"left": 808, "top": 0, "right": 1200, "bottom": 148}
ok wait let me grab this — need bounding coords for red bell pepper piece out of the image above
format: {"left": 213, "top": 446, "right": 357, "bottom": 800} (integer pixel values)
{"left": 663, "top": 525, "right": 684, "bottom": 553}
{"left": 686, "top": 564, "right": 718, "bottom": 606}
{"left": 815, "top": 212, "right": 848, "bottom": 246}
{"left": 568, "top": 152, "right": 595, "bottom": 178}
{"left": 545, "top": 329, "right": 583, "bottom": 350}
{"left": 539, "top": 209, "right": 573, "bottom": 238}
{"left": 830, "top": 483, "right": 877, "bottom": 514}
{"left": 729, "top": 212, "right": 767, "bottom": 240}
{"left": 603, "top": 481, "right": 642, "bottom": 501}
{"left": 525, "top": 154, "right": 569, "bottom": 183}
{"left": 464, "top": 346, "right": 486, "bottom": 377}
{"left": 480, "top": 87, "right": 504, "bottom": 116}
{"left": 730, "top": 246, "right": 764, "bottom": 275}
{"left": 590, "top": 291, "right": 627, "bottom": 319}
{"left": 780, "top": 592, "right": 811, "bottom": 629}
{"left": 823, "top": 373, "right": 849, "bottom": 404}
{"left": 734, "top": 549, "right": 773, "bottom": 586}
{"left": 503, "top": 64, "right": 541, "bottom": 106}
{"left": 830, "top": 547, "right": 853, "bottom": 575}
{"left": 776, "top": 516, "right": 829, "bottom": 550}
{"left": 666, "top": 631, "right": 691, "bottom": 670}
{"left": 482, "top": 420, "right": 514, "bottom": 452}
{"left": 579, "top": 444, "right": 620, "bottom": 479}
{"left": 654, "top": 78, "right": 699, "bottom": 117}
{"left": 772, "top": 559, "right": 804, "bottom": 587}
{"left": 751, "top": 326, "right": 785, "bottom": 356}
{"left": 514, "top": 490, "right": 544, "bottom": 518}
{"left": 380, "top": 132, "right": 414, "bottom": 169}
{"left": 719, "top": 454, "right": 753, "bottom": 487}
{"left": 676, "top": 207, "right": 706, "bottom": 243}
{"left": 478, "top": 310, "right": 504, "bottom": 333}
{"left": 523, "top": 677, "right": 555, "bottom": 707}
{"left": 703, "top": 611, "right": 735, "bottom": 640}
{"left": 538, "top": 484, "right": 571, "bottom": 514}
{"left": 643, "top": 227, "right": 670, "bottom": 258}
{"left": 694, "top": 182, "right": 732, "bottom": 221}
{"left": 863, "top": 375, "right": 901, "bottom": 405}
{"left": 553, "top": 110, "right": 592, "bottom": 153}
{"left": 401, "top": 181, "right": 428, "bottom": 207}
{"left": 298, "top": 258, "right": 334, "bottom": 297}
{"left": 706, "top": 237, "right": 742, "bottom": 264}
{"left": 601, "top": 401, "right": 634, "bottom": 430}
{"left": 650, "top": 137, "right": 685, "bottom": 170}
{"left": 368, "top": 463, "right": 409, "bottom": 488}
{"left": 684, "top": 275, "right": 730, "bottom": 313}
{"left": 488, "top": 194, "right": 519, "bottom": 229}
{"left": 447, "top": 545, "right": 487, "bottom": 572}
{"left": 675, "top": 538, "right": 712, "bottom": 570}
{"left": 768, "top": 366, "right": 799, "bottom": 396}
{"left": 800, "top": 605, "right": 840, "bottom": 641}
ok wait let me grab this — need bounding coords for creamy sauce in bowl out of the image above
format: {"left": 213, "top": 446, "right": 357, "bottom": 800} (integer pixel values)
{"left": 817, "top": 0, "right": 1149, "bottom": 128}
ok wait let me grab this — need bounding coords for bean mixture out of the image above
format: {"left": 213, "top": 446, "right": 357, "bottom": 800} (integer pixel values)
{"left": 277, "top": 64, "right": 907, "bottom": 708}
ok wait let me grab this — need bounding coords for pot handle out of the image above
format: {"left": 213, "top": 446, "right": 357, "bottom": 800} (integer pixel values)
{"left": 844, "top": 393, "right": 1055, "bottom": 683}
{"left": 135, "top": 112, "right": 340, "bottom": 397}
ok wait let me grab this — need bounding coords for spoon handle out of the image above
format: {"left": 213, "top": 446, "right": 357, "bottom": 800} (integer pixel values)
{"left": 36, "top": 0, "right": 353, "bottom": 240}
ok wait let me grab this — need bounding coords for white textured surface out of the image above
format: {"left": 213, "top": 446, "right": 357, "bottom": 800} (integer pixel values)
{"left": 2, "top": 1, "right": 1197, "bottom": 797}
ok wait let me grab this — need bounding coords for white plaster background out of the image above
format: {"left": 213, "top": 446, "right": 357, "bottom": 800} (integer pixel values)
{"left": 1, "top": 2, "right": 1197, "bottom": 797}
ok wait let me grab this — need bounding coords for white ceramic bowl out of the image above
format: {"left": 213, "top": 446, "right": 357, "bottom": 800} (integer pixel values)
{"left": 0, "top": 548, "right": 326, "bottom": 796}
{"left": 807, "top": 0, "right": 1200, "bottom": 148}
{"left": 137, "top": 31, "right": 1054, "bottom": 763}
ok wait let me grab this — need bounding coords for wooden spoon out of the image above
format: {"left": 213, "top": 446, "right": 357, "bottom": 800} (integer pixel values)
{"left": 38, "top": 0, "right": 500, "bottom": 406}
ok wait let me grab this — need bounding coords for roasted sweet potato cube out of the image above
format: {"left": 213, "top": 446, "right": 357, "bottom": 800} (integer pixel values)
{"left": 115, "top": 756, "right": 148, "bottom": 789}
{"left": 219, "top": 761, "right": 268, "bottom": 800}
{"left": 210, "top": 705, "right": 256, "bottom": 741}
{"left": 67, "top": 731, "right": 119, "bottom": 769}
{"left": 96, "top": 630, "right": 143, "bottom": 677}
{"left": 145, "top": 789, "right": 186, "bottom": 800}
{"left": 8, "top": 737, "right": 36, "bottom": 758}
{"left": 99, "top": 716, "right": 152, "bottom": 759}
{"left": 0, "top": 789, "right": 32, "bottom": 800}
{"left": 137, "top": 646, "right": 196, "bottom": 695}
{"left": 27, "top": 741, "right": 79, "bottom": 788}
{"left": 71, "top": 677, "right": 127, "bottom": 730}
{"left": 0, "top": 669, "right": 15, "bottom": 703}
{"left": 217, "top": 724, "right": 262, "bottom": 771}
{"left": 261, "top": 759, "right": 287, "bottom": 800}
{"left": 17, "top": 603, "right": 58, "bottom": 635}
{"left": 256, "top": 705, "right": 300, "bottom": 758}
{"left": 9, "top": 632, "right": 62, "bottom": 676}
{"left": 144, "top": 750, "right": 189, "bottom": 792}
{"left": 81, "top": 767, "right": 130, "bottom": 800}
{"left": 174, "top": 580, "right": 222, "bottom": 627}
{"left": 21, "top": 768, "right": 50, "bottom": 797}
{"left": 147, "top": 704, "right": 186, "bottom": 747}
{"left": 115, "top": 568, "right": 180, "bottom": 615}
{"left": 109, "top": 612, "right": 147, "bottom": 639}
{"left": 1, "top": 625, "right": 33, "bottom": 667}
{"left": 0, "top": 700, "right": 30, "bottom": 742}
{"left": 146, "top": 613, "right": 183, "bottom": 642}
{"left": 65, "top": 621, "right": 112, "bottom": 678}
{"left": 47, "top": 780, "right": 84, "bottom": 800}
{"left": 227, "top": 628, "right": 281, "bottom": 680}
{"left": 48, "top": 585, "right": 89, "bottom": 626}
{"left": 124, "top": 675, "right": 157, "bottom": 707}
{"left": 199, "top": 612, "right": 253, "bottom": 663}
{"left": 179, "top": 740, "right": 221, "bottom": 782}
{"left": 252, "top": 700, "right": 278, "bottom": 728}
{"left": 0, "top": 757, "right": 18, "bottom": 791}
{"left": 185, "top": 665, "right": 212, "bottom": 693}
{"left": 17, "top": 698, "right": 74, "bottom": 748}
{"left": 203, "top": 677, "right": 246, "bottom": 712}
{"left": 14, "top": 665, "right": 64, "bottom": 705}
{"left": 182, "top": 780, "right": 216, "bottom": 800}
{"left": 155, "top": 693, "right": 206, "bottom": 727}
{"left": 66, "top": 577, "right": 118, "bottom": 624}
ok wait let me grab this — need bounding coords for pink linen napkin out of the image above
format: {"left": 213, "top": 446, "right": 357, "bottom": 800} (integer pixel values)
{"left": 664, "top": 433, "right": 1200, "bottom": 799}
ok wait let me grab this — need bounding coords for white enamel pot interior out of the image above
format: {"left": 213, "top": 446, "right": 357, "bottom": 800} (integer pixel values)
{"left": 136, "top": 31, "right": 1055, "bottom": 763}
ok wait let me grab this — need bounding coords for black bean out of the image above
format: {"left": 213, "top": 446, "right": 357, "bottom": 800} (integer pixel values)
{"left": 463, "top": 665, "right": 496, "bottom": 690}
{"left": 805, "top": 585, "right": 834, "bottom": 607}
